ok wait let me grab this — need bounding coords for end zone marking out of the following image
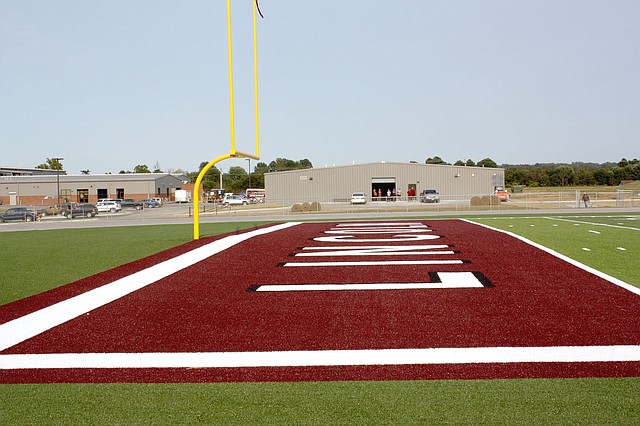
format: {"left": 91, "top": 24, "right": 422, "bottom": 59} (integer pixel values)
{"left": 2, "top": 345, "right": 639, "bottom": 370}
{"left": 281, "top": 260, "right": 466, "bottom": 267}
{"left": 0, "top": 222, "right": 302, "bottom": 352}
{"left": 249, "top": 272, "right": 492, "bottom": 292}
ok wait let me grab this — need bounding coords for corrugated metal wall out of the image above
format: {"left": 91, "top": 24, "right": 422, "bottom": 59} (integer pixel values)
{"left": 265, "top": 162, "right": 504, "bottom": 203}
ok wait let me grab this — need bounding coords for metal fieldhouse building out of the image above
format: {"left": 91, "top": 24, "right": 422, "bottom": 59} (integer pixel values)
{"left": 265, "top": 162, "right": 505, "bottom": 203}
{"left": 0, "top": 173, "right": 190, "bottom": 206}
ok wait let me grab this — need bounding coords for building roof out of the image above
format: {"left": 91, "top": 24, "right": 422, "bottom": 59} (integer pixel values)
{"left": 0, "top": 173, "right": 190, "bottom": 183}
{"left": 0, "top": 166, "right": 66, "bottom": 176}
{"left": 266, "top": 161, "right": 504, "bottom": 175}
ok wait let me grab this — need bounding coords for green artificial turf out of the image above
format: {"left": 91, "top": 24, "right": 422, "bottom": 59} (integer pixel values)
{"left": 0, "top": 221, "right": 270, "bottom": 305}
{"left": 1, "top": 214, "right": 639, "bottom": 424}
{"left": 1, "top": 378, "right": 639, "bottom": 424}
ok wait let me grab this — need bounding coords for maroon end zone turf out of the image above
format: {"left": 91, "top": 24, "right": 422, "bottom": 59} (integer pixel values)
{"left": 1, "top": 219, "right": 639, "bottom": 383}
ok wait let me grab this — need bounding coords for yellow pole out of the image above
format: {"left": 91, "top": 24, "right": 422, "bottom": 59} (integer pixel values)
{"left": 227, "top": 0, "right": 236, "bottom": 154}
{"left": 253, "top": 0, "right": 260, "bottom": 157}
{"left": 193, "top": 153, "right": 232, "bottom": 240}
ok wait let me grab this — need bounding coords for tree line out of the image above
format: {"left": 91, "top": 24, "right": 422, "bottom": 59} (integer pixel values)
{"left": 425, "top": 156, "right": 640, "bottom": 187}
{"left": 187, "top": 158, "right": 313, "bottom": 194}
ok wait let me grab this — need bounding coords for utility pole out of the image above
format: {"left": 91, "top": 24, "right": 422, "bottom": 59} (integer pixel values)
{"left": 52, "top": 157, "right": 64, "bottom": 204}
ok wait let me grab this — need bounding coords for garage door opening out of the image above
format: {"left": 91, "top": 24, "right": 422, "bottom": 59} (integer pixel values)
{"left": 371, "top": 177, "right": 396, "bottom": 201}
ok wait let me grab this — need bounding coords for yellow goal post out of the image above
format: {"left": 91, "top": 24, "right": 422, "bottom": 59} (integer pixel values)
{"left": 193, "top": 0, "right": 261, "bottom": 240}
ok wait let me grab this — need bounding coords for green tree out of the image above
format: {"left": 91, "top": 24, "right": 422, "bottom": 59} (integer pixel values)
{"left": 425, "top": 156, "right": 449, "bottom": 165}
{"left": 477, "top": 158, "right": 498, "bottom": 168}
{"left": 80, "top": 169, "right": 90, "bottom": 175}
{"left": 134, "top": 164, "right": 151, "bottom": 173}
{"left": 299, "top": 158, "right": 313, "bottom": 169}
{"left": 254, "top": 162, "right": 270, "bottom": 174}
{"left": 593, "top": 168, "right": 613, "bottom": 185}
{"left": 224, "top": 166, "right": 249, "bottom": 194}
{"left": 35, "top": 158, "right": 64, "bottom": 170}
{"left": 268, "top": 158, "right": 312, "bottom": 172}
{"left": 549, "top": 166, "right": 574, "bottom": 187}
{"left": 194, "top": 162, "right": 222, "bottom": 192}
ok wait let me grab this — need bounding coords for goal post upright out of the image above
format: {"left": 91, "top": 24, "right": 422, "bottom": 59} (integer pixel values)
{"left": 193, "top": 0, "right": 261, "bottom": 240}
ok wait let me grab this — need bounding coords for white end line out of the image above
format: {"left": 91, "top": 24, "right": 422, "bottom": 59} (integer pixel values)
{"left": 1, "top": 345, "right": 639, "bottom": 369}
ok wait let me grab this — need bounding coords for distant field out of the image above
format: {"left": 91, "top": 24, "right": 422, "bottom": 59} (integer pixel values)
{"left": 1, "top": 213, "right": 639, "bottom": 424}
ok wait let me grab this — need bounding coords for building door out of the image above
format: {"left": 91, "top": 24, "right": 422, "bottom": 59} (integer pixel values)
{"left": 77, "top": 189, "right": 89, "bottom": 203}
{"left": 97, "top": 188, "right": 108, "bottom": 199}
{"left": 371, "top": 177, "right": 396, "bottom": 200}
{"left": 407, "top": 183, "right": 417, "bottom": 201}
{"left": 116, "top": 188, "right": 125, "bottom": 199}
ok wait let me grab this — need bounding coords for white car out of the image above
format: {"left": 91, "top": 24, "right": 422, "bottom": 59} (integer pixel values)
{"left": 350, "top": 192, "right": 367, "bottom": 204}
{"left": 96, "top": 200, "right": 122, "bottom": 213}
{"left": 222, "top": 194, "right": 250, "bottom": 206}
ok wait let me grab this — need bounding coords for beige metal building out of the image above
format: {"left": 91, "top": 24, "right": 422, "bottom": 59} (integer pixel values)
{"left": 0, "top": 173, "right": 190, "bottom": 206}
{"left": 265, "top": 162, "right": 504, "bottom": 203}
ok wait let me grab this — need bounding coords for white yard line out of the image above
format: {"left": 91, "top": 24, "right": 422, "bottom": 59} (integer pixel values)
{"left": 543, "top": 216, "right": 640, "bottom": 231}
{"left": 1, "top": 345, "right": 639, "bottom": 369}
{"left": 0, "top": 222, "right": 302, "bottom": 352}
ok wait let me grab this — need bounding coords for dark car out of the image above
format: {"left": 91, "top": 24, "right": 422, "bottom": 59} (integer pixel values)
{"left": 0, "top": 207, "right": 38, "bottom": 222}
{"left": 141, "top": 199, "right": 160, "bottom": 208}
{"left": 61, "top": 203, "right": 98, "bottom": 219}
{"left": 117, "top": 198, "right": 143, "bottom": 210}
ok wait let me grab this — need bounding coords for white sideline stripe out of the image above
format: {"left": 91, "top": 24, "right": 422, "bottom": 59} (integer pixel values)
{"left": 464, "top": 219, "right": 640, "bottom": 297}
{"left": 545, "top": 217, "right": 640, "bottom": 231}
{"left": 0, "top": 222, "right": 302, "bottom": 352}
{"left": 283, "top": 260, "right": 464, "bottom": 267}
{"left": 1, "top": 345, "right": 639, "bottom": 369}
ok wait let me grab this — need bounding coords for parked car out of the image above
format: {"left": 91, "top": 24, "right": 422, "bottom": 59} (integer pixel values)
{"left": 350, "top": 192, "right": 367, "bottom": 204}
{"left": 42, "top": 202, "right": 75, "bottom": 216}
{"left": 117, "top": 199, "right": 143, "bottom": 209}
{"left": 420, "top": 189, "right": 440, "bottom": 203}
{"left": 141, "top": 199, "right": 160, "bottom": 208}
{"left": 96, "top": 200, "right": 122, "bottom": 213}
{"left": 0, "top": 207, "right": 38, "bottom": 222}
{"left": 222, "top": 194, "right": 250, "bottom": 206}
{"left": 495, "top": 189, "right": 509, "bottom": 202}
{"left": 61, "top": 203, "right": 98, "bottom": 219}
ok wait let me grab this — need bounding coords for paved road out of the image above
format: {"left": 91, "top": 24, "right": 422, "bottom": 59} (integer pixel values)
{"left": 1, "top": 202, "right": 639, "bottom": 233}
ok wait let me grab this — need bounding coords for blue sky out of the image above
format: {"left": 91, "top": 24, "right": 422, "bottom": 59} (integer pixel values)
{"left": 2, "top": 0, "right": 638, "bottom": 174}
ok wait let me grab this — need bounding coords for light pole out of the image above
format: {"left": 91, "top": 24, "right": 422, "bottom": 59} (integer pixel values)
{"left": 246, "top": 158, "right": 251, "bottom": 189}
{"left": 52, "top": 157, "right": 64, "bottom": 205}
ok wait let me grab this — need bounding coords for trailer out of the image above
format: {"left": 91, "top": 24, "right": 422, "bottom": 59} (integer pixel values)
{"left": 175, "top": 190, "right": 192, "bottom": 203}
{"left": 246, "top": 188, "right": 265, "bottom": 203}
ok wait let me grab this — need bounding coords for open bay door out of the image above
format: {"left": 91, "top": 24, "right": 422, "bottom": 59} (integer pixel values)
{"left": 371, "top": 177, "right": 397, "bottom": 199}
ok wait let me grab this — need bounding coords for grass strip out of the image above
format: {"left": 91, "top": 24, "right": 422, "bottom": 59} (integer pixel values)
{"left": 1, "top": 378, "right": 639, "bottom": 424}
